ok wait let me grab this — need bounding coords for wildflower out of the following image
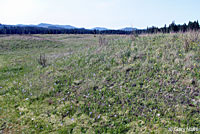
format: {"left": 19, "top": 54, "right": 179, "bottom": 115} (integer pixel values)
{"left": 22, "top": 89, "right": 26, "bottom": 93}
{"left": 71, "top": 118, "right": 74, "bottom": 121}
{"left": 192, "top": 99, "right": 195, "bottom": 102}
{"left": 157, "top": 113, "right": 160, "bottom": 117}
{"left": 97, "top": 115, "right": 101, "bottom": 119}
{"left": 25, "top": 98, "right": 29, "bottom": 101}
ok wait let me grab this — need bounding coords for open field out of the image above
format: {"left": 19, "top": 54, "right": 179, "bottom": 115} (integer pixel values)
{"left": 0, "top": 33, "right": 200, "bottom": 133}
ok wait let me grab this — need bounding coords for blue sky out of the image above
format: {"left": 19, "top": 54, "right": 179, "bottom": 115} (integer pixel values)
{"left": 0, "top": 0, "right": 200, "bottom": 29}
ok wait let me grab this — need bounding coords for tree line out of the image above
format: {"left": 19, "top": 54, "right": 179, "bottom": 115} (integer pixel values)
{"left": 0, "top": 25, "right": 131, "bottom": 35}
{"left": 135, "top": 20, "right": 199, "bottom": 34}
{"left": 0, "top": 20, "right": 199, "bottom": 35}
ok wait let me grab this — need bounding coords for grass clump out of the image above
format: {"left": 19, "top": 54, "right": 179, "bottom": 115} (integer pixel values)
{"left": 38, "top": 53, "right": 47, "bottom": 68}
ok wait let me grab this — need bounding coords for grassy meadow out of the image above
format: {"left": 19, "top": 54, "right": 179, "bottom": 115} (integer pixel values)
{"left": 0, "top": 33, "right": 200, "bottom": 133}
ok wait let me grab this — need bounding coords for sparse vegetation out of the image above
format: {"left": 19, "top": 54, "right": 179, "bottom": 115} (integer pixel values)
{"left": 0, "top": 33, "right": 199, "bottom": 133}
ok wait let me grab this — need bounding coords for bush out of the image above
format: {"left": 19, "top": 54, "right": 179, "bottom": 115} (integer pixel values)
{"left": 38, "top": 53, "right": 47, "bottom": 67}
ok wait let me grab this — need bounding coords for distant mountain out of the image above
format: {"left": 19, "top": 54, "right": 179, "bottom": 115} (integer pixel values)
{"left": 15, "top": 23, "right": 76, "bottom": 29}
{"left": 37, "top": 23, "right": 52, "bottom": 28}
{"left": 37, "top": 23, "right": 76, "bottom": 29}
{"left": 92, "top": 27, "right": 109, "bottom": 31}
{"left": 120, "top": 27, "right": 137, "bottom": 31}
{"left": 16, "top": 24, "right": 36, "bottom": 27}
{"left": 1, "top": 23, "right": 139, "bottom": 31}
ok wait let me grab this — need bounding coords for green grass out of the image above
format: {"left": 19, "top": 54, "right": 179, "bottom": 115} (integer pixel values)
{"left": 0, "top": 33, "right": 199, "bottom": 133}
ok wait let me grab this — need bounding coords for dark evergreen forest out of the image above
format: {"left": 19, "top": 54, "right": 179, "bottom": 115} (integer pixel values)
{"left": 0, "top": 20, "right": 199, "bottom": 34}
